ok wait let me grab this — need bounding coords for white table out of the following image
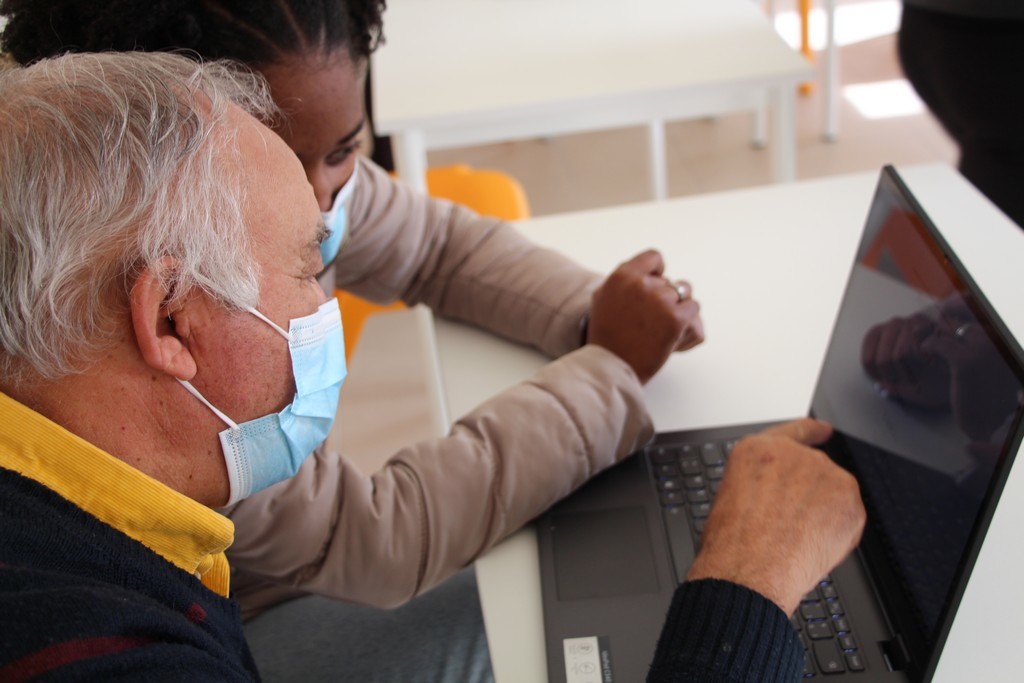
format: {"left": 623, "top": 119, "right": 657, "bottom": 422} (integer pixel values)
{"left": 428, "top": 165, "right": 1024, "bottom": 681}
{"left": 371, "top": 0, "right": 814, "bottom": 200}
{"left": 327, "top": 305, "right": 447, "bottom": 475}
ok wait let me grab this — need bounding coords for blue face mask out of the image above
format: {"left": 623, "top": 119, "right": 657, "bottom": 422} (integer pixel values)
{"left": 320, "top": 162, "right": 359, "bottom": 267}
{"left": 179, "top": 299, "right": 347, "bottom": 506}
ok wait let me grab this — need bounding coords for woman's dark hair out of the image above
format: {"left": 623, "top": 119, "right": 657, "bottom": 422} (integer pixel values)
{"left": 0, "top": 0, "right": 386, "bottom": 67}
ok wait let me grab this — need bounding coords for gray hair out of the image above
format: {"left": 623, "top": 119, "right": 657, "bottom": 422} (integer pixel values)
{"left": 0, "top": 51, "right": 279, "bottom": 379}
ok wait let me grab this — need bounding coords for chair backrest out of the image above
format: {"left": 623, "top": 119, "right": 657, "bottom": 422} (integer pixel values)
{"left": 337, "top": 164, "right": 531, "bottom": 360}
{"left": 425, "top": 164, "right": 531, "bottom": 221}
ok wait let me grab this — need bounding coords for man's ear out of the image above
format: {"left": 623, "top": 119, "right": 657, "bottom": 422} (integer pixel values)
{"left": 130, "top": 261, "right": 197, "bottom": 381}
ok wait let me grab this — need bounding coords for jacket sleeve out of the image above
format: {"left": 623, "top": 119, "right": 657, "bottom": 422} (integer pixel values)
{"left": 647, "top": 579, "right": 804, "bottom": 682}
{"left": 322, "top": 158, "right": 601, "bottom": 358}
{"left": 224, "top": 345, "right": 653, "bottom": 613}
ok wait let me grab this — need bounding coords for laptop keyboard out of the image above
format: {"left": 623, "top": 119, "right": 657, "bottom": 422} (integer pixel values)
{"left": 646, "top": 437, "right": 866, "bottom": 677}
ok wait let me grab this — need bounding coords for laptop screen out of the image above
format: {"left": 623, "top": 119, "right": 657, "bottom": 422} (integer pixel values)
{"left": 810, "top": 167, "right": 1024, "bottom": 678}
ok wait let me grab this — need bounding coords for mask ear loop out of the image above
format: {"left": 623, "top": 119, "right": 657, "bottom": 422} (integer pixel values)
{"left": 177, "top": 379, "right": 241, "bottom": 430}
{"left": 177, "top": 306, "right": 294, "bottom": 429}
{"left": 247, "top": 307, "right": 292, "bottom": 342}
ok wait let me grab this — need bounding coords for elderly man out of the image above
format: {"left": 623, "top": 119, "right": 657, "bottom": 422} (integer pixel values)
{"left": 0, "top": 52, "right": 863, "bottom": 681}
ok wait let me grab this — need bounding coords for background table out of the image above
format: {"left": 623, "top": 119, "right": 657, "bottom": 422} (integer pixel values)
{"left": 372, "top": 0, "right": 813, "bottom": 200}
{"left": 766, "top": 0, "right": 839, "bottom": 141}
{"left": 428, "top": 165, "right": 1024, "bottom": 681}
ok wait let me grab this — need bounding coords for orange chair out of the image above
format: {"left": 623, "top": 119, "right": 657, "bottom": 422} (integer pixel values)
{"left": 425, "top": 164, "right": 531, "bottom": 222}
{"left": 799, "top": 0, "right": 813, "bottom": 95}
{"left": 335, "top": 294, "right": 406, "bottom": 362}
{"left": 336, "top": 164, "right": 532, "bottom": 360}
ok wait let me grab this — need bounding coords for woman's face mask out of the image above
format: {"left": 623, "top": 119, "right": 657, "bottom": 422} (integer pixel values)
{"left": 320, "top": 161, "right": 359, "bottom": 267}
{"left": 178, "top": 299, "right": 347, "bottom": 506}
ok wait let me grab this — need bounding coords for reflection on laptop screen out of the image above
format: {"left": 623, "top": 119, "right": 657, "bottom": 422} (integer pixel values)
{"left": 811, "top": 167, "right": 1024, "bottom": 677}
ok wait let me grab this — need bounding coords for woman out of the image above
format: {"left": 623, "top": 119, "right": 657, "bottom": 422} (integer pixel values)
{"left": 899, "top": 0, "right": 1024, "bottom": 227}
{"left": 1, "top": 2, "right": 703, "bottom": 680}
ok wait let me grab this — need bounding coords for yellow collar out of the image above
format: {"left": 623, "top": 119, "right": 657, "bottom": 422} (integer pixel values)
{"left": 0, "top": 391, "right": 233, "bottom": 596}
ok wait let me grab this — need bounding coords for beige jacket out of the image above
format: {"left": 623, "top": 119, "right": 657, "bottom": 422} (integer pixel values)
{"left": 225, "top": 159, "right": 653, "bottom": 619}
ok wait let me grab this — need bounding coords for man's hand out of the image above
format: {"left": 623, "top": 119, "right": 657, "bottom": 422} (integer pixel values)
{"left": 686, "top": 419, "right": 865, "bottom": 616}
{"left": 587, "top": 250, "right": 704, "bottom": 384}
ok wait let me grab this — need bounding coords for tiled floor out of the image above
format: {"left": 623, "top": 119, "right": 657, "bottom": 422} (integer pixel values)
{"left": 426, "top": 0, "right": 958, "bottom": 217}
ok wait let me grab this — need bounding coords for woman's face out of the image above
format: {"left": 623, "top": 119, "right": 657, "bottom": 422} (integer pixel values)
{"left": 261, "top": 52, "right": 366, "bottom": 211}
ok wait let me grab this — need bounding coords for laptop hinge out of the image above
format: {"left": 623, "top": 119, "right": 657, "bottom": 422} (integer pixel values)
{"left": 879, "top": 635, "right": 910, "bottom": 673}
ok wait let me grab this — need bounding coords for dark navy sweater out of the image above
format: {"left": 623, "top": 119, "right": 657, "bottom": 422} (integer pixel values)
{"left": 0, "top": 465, "right": 800, "bottom": 682}
{"left": 0, "top": 467, "right": 259, "bottom": 682}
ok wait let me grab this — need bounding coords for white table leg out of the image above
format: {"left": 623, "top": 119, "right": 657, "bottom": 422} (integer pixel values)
{"left": 753, "top": 92, "right": 768, "bottom": 149}
{"left": 771, "top": 85, "right": 797, "bottom": 183}
{"left": 392, "top": 129, "right": 428, "bottom": 193}
{"left": 647, "top": 119, "right": 668, "bottom": 201}
{"left": 824, "top": 0, "right": 839, "bottom": 142}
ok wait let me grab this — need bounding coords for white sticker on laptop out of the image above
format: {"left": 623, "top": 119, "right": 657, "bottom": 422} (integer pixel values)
{"left": 563, "top": 636, "right": 614, "bottom": 683}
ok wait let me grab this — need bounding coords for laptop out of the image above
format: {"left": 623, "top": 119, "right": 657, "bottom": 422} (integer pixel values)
{"left": 537, "top": 166, "right": 1024, "bottom": 682}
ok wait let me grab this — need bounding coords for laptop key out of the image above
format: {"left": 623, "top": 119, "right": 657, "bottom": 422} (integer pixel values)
{"left": 813, "top": 640, "right": 846, "bottom": 675}
{"left": 686, "top": 488, "right": 709, "bottom": 503}
{"left": 654, "top": 462, "right": 680, "bottom": 478}
{"left": 658, "top": 477, "right": 683, "bottom": 492}
{"left": 802, "top": 649, "right": 816, "bottom": 677}
{"left": 845, "top": 653, "right": 865, "bottom": 672}
{"left": 806, "top": 621, "right": 832, "bottom": 640}
{"left": 832, "top": 618, "right": 851, "bottom": 635}
{"left": 660, "top": 491, "right": 684, "bottom": 506}
{"left": 679, "top": 457, "right": 702, "bottom": 476}
{"left": 800, "top": 602, "right": 827, "bottom": 621}
{"left": 700, "top": 442, "right": 724, "bottom": 467}
{"left": 648, "top": 446, "right": 679, "bottom": 464}
{"left": 689, "top": 502, "right": 711, "bottom": 519}
{"left": 706, "top": 464, "right": 725, "bottom": 480}
{"left": 682, "top": 474, "right": 706, "bottom": 490}
{"left": 827, "top": 601, "right": 845, "bottom": 617}
{"left": 838, "top": 634, "right": 857, "bottom": 652}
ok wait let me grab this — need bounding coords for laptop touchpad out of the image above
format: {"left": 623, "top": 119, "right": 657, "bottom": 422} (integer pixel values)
{"left": 551, "top": 506, "right": 660, "bottom": 601}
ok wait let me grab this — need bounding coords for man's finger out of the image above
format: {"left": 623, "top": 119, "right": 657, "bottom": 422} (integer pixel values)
{"left": 762, "top": 417, "right": 833, "bottom": 446}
